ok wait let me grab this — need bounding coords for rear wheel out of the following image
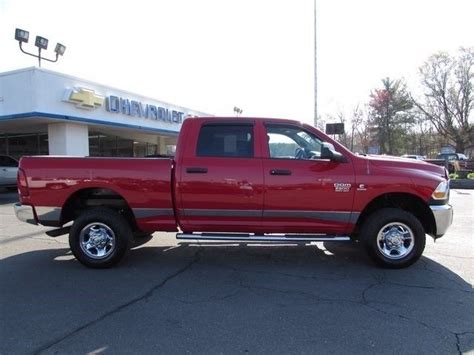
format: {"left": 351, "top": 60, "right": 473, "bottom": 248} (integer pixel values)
{"left": 360, "top": 208, "right": 425, "bottom": 268}
{"left": 69, "top": 208, "right": 132, "bottom": 268}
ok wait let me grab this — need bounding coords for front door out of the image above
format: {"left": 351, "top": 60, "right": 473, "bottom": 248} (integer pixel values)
{"left": 261, "top": 123, "right": 355, "bottom": 234}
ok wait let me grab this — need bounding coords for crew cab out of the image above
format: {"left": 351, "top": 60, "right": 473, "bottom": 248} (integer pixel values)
{"left": 14, "top": 117, "right": 453, "bottom": 268}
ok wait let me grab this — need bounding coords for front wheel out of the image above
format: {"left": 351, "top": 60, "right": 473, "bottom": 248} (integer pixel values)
{"left": 69, "top": 208, "right": 132, "bottom": 268}
{"left": 360, "top": 208, "right": 426, "bottom": 269}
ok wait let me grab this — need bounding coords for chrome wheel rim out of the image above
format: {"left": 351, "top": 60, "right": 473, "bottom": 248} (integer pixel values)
{"left": 79, "top": 223, "right": 116, "bottom": 259}
{"left": 376, "top": 222, "right": 414, "bottom": 260}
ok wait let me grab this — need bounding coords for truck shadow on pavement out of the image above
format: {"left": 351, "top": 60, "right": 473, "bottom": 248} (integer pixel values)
{"left": 1, "top": 241, "right": 473, "bottom": 354}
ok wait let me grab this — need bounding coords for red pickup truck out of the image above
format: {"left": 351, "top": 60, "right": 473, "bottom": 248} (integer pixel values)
{"left": 14, "top": 117, "right": 453, "bottom": 269}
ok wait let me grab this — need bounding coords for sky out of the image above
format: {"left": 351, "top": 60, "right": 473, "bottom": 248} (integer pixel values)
{"left": 1, "top": 0, "right": 473, "bottom": 126}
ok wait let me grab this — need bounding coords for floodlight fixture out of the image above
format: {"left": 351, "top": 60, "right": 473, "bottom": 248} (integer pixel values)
{"left": 35, "top": 36, "right": 49, "bottom": 50}
{"left": 233, "top": 106, "right": 243, "bottom": 116}
{"left": 54, "top": 43, "right": 66, "bottom": 56}
{"left": 15, "top": 28, "right": 29, "bottom": 43}
{"left": 14, "top": 28, "right": 66, "bottom": 67}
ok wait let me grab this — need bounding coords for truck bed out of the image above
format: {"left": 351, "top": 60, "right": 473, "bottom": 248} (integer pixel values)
{"left": 19, "top": 156, "right": 177, "bottom": 231}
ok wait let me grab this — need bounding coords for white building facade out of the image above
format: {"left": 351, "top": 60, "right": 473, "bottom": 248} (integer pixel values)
{"left": 0, "top": 67, "right": 210, "bottom": 159}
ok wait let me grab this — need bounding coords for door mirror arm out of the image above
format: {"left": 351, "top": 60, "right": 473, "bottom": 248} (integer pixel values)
{"left": 321, "top": 143, "right": 346, "bottom": 163}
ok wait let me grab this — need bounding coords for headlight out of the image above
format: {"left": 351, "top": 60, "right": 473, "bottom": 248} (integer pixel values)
{"left": 432, "top": 181, "right": 449, "bottom": 200}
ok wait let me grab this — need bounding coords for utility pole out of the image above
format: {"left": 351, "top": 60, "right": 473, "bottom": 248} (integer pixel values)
{"left": 314, "top": 0, "right": 318, "bottom": 128}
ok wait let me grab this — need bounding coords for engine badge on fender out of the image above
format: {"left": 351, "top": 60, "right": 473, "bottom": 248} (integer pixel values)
{"left": 334, "top": 183, "right": 352, "bottom": 192}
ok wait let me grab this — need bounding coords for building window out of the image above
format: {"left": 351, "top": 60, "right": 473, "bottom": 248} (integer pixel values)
{"left": 0, "top": 133, "right": 48, "bottom": 160}
{"left": 89, "top": 132, "right": 133, "bottom": 157}
{"left": 88, "top": 132, "right": 161, "bottom": 157}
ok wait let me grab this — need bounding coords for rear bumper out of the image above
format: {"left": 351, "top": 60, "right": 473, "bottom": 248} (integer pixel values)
{"left": 430, "top": 204, "right": 453, "bottom": 237}
{"left": 14, "top": 204, "right": 62, "bottom": 226}
{"left": 14, "top": 203, "right": 37, "bottom": 225}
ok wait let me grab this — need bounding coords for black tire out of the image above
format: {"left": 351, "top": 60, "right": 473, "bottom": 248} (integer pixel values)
{"left": 360, "top": 208, "right": 425, "bottom": 269}
{"left": 69, "top": 208, "right": 132, "bottom": 268}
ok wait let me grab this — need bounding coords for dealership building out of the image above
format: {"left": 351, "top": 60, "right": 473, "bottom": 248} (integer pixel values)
{"left": 0, "top": 67, "right": 210, "bottom": 159}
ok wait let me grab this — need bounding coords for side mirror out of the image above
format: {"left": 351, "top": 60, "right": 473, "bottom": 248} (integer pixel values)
{"left": 321, "top": 142, "right": 345, "bottom": 162}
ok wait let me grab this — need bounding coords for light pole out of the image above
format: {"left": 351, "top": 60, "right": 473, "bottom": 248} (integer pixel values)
{"left": 314, "top": 0, "right": 318, "bottom": 128}
{"left": 14, "top": 28, "right": 66, "bottom": 67}
{"left": 233, "top": 107, "right": 243, "bottom": 117}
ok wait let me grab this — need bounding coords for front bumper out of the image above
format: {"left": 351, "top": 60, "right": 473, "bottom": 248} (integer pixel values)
{"left": 430, "top": 204, "right": 453, "bottom": 237}
{"left": 14, "top": 203, "right": 38, "bottom": 225}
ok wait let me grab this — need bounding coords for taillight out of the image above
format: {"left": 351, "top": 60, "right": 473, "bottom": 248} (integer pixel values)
{"left": 18, "top": 168, "right": 29, "bottom": 196}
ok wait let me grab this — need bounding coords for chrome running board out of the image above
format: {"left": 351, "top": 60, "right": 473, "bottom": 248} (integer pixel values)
{"left": 176, "top": 233, "right": 350, "bottom": 242}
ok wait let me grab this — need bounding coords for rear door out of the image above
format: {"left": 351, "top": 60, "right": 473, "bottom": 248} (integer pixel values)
{"left": 176, "top": 121, "right": 264, "bottom": 232}
{"left": 261, "top": 123, "right": 356, "bottom": 234}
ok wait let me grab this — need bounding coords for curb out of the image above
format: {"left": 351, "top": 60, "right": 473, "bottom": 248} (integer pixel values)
{"left": 450, "top": 179, "right": 474, "bottom": 189}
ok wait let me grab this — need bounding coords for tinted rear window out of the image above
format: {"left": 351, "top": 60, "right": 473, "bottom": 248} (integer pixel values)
{"left": 196, "top": 124, "right": 254, "bottom": 158}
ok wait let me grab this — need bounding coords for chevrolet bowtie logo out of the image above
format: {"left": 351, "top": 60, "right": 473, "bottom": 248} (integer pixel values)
{"left": 63, "top": 87, "right": 104, "bottom": 110}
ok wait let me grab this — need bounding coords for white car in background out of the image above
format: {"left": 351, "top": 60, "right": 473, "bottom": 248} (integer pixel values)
{"left": 401, "top": 154, "right": 426, "bottom": 160}
{"left": 0, "top": 155, "right": 19, "bottom": 190}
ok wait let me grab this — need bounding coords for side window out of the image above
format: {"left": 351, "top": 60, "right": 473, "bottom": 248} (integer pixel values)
{"left": 0, "top": 156, "right": 18, "bottom": 167}
{"left": 266, "top": 125, "right": 322, "bottom": 160}
{"left": 8, "top": 157, "right": 18, "bottom": 167}
{"left": 196, "top": 124, "right": 254, "bottom": 158}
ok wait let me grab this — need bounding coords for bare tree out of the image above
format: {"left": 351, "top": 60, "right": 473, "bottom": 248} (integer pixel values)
{"left": 350, "top": 105, "right": 370, "bottom": 153}
{"left": 335, "top": 110, "right": 350, "bottom": 148}
{"left": 404, "top": 118, "right": 438, "bottom": 157}
{"left": 413, "top": 47, "right": 473, "bottom": 152}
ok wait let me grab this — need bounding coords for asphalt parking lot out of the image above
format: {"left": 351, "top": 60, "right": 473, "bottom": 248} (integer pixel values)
{"left": 1, "top": 189, "right": 473, "bottom": 355}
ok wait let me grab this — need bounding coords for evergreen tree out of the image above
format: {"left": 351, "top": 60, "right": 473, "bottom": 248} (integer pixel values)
{"left": 368, "top": 78, "right": 415, "bottom": 155}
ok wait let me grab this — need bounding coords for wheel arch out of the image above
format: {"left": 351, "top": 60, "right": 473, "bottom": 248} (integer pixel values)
{"left": 60, "top": 187, "right": 138, "bottom": 231}
{"left": 355, "top": 192, "right": 436, "bottom": 238}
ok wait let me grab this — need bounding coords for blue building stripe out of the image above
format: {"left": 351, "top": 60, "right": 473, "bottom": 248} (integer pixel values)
{"left": 0, "top": 111, "right": 180, "bottom": 136}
